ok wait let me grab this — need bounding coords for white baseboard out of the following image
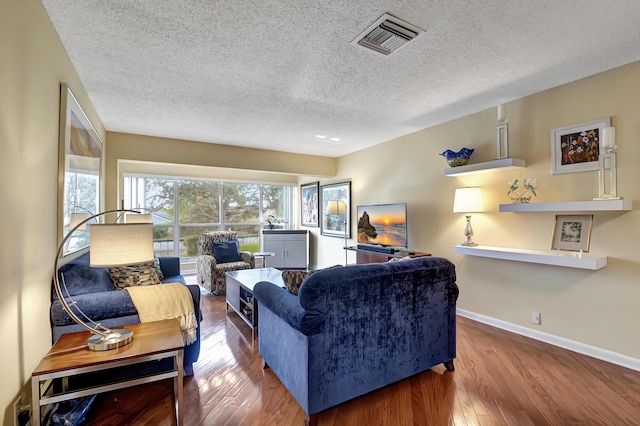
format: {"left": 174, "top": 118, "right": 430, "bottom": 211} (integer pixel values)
{"left": 457, "top": 308, "right": 640, "bottom": 372}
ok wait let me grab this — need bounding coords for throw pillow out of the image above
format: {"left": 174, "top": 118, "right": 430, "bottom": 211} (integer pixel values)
{"left": 134, "top": 257, "right": 164, "bottom": 280}
{"left": 108, "top": 264, "right": 161, "bottom": 289}
{"left": 388, "top": 256, "right": 413, "bottom": 262}
{"left": 212, "top": 240, "right": 242, "bottom": 263}
{"left": 282, "top": 270, "right": 315, "bottom": 295}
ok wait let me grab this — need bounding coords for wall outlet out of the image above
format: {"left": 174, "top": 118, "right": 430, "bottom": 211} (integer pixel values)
{"left": 531, "top": 311, "right": 541, "bottom": 325}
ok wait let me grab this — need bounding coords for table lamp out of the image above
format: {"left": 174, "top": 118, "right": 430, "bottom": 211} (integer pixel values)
{"left": 54, "top": 209, "right": 154, "bottom": 350}
{"left": 453, "top": 187, "right": 484, "bottom": 247}
{"left": 326, "top": 200, "right": 348, "bottom": 265}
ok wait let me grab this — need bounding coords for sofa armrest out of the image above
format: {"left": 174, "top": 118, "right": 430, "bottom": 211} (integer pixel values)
{"left": 253, "top": 282, "right": 325, "bottom": 336}
{"left": 158, "top": 256, "right": 181, "bottom": 277}
{"left": 185, "top": 283, "right": 203, "bottom": 322}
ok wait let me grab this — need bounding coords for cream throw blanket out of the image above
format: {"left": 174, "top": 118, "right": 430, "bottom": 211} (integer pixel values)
{"left": 125, "top": 283, "right": 198, "bottom": 345}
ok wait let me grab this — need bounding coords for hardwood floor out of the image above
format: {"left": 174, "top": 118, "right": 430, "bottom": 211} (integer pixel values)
{"left": 84, "top": 276, "right": 640, "bottom": 425}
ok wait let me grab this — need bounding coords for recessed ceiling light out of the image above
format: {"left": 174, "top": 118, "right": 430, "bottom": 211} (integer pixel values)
{"left": 330, "top": 137, "right": 340, "bottom": 142}
{"left": 315, "top": 135, "right": 326, "bottom": 139}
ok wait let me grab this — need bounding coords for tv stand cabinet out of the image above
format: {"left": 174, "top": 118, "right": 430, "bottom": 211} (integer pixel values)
{"left": 345, "top": 246, "right": 431, "bottom": 264}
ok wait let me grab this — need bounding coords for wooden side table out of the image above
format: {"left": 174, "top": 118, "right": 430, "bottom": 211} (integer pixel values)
{"left": 31, "top": 319, "right": 184, "bottom": 425}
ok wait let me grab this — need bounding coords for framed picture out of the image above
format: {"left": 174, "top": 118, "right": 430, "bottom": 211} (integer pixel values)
{"left": 550, "top": 117, "right": 610, "bottom": 175}
{"left": 58, "top": 83, "right": 104, "bottom": 255}
{"left": 321, "top": 181, "right": 351, "bottom": 238}
{"left": 300, "top": 181, "right": 319, "bottom": 227}
{"left": 551, "top": 215, "right": 593, "bottom": 252}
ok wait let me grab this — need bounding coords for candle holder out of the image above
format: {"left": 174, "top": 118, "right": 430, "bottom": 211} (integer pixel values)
{"left": 496, "top": 104, "right": 509, "bottom": 159}
{"left": 593, "top": 145, "right": 621, "bottom": 200}
{"left": 593, "top": 127, "right": 621, "bottom": 200}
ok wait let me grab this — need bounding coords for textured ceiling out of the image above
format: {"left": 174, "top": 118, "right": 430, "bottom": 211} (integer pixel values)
{"left": 42, "top": 0, "right": 640, "bottom": 158}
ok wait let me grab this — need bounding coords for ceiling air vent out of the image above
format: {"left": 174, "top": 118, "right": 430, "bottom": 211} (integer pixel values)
{"left": 353, "top": 13, "right": 423, "bottom": 56}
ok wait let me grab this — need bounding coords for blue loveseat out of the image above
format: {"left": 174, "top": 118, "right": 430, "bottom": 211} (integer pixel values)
{"left": 253, "top": 256, "right": 459, "bottom": 424}
{"left": 50, "top": 252, "right": 202, "bottom": 375}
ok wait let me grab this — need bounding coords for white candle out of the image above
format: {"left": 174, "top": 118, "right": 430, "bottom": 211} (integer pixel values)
{"left": 601, "top": 127, "right": 616, "bottom": 149}
{"left": 497, "top": 104, "right": 505, "bottom": 121}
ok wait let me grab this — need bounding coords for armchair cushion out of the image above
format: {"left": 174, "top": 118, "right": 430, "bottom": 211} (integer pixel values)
{"left": 212, "top": 240, "right": 242, "bottom": 263}
{"left": 196, "top": 231, "right": 255, "bottom": 295}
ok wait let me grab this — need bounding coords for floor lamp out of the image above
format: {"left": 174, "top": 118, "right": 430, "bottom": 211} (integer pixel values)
{"left": 55, "top": 209, "right": 154, "bottom": 350}
{"left": 326, "top": 200, "right": 348, "bottom": 265}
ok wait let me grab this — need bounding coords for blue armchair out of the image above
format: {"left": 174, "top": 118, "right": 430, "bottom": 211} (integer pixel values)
{"left": 253, "top": 257, "right": 458, "bottom": 424}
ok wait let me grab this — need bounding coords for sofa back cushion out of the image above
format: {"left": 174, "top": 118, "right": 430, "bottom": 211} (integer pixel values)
{"left": 54, "top": 252, "right": 114, "bottom": 299}
{"left": 297, "top": 257, "right": 457, "bottom": 314}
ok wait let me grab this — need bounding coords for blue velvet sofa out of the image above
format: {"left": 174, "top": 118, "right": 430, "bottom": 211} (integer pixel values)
{"left": 50, "top": 252, "right": 202, "bottom": 375}
{"left": 253, "top": 256, "right": 459, "bottom": 424}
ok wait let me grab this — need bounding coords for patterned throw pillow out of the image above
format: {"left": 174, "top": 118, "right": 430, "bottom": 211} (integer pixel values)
{"left": 148, "top": 257, "right": 164, "bottom": 280}
{"left": 282, "top": 270, "right": 315, "bottom": 295}
{"left": 108, "top": 264, "right": 161, "bottom": 289}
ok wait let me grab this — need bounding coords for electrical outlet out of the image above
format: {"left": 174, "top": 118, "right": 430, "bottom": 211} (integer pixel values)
{"left": 531, "top": 311, "right": 541, "bottom": 325}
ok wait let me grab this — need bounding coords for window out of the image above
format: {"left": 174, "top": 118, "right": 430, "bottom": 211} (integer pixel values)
{"left": 63, "top": 171, "right": 99, "bottom": 254}
{"left": 123, "top": 175, "right": 294, "bottom": 260}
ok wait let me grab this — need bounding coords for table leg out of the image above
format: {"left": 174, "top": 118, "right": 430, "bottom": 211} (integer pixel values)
{"left": 174, "top": 350, "right": 184, "bottom": 426}
{"left": 31, "top": 376, "right": 41, "bottom": 426}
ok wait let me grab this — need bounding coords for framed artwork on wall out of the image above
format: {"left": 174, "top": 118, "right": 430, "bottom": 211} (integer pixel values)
{"left": 58, "top": 83, "right": 104, "bottom": 255}
{"left": 300, "top": 181, "right": 319, "bottom": 227}
{"left": 550, "top": 117, "right": 610, "bottom": 175}
{"left": 320, "top": 181, "right": 351, "bottom": 238}
{"left": 551, "top": 214, "right": 593, "bottom": 252}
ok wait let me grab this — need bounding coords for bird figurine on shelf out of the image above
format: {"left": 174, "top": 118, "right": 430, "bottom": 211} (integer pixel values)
{"left": 439, "top": 147, "right": 474, "bottom": 167}
{"left": 507, "top": 178, "right": 537, "bottom": 203}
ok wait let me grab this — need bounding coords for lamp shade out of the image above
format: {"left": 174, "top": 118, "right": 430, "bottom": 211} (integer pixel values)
{"left": 69, "top": 212, "right": 88, "bottom": 231}
{"left": 326, "top": 200, "right": 347, "bottom": 215}
{"left": 453, "top": 187, "right": 484, "bottom": 213}
{"left": 125, "top": 213, "right": 152, "bottom": 223}
{"left": 90, "top": 223, "right": 154, "bottom": 267}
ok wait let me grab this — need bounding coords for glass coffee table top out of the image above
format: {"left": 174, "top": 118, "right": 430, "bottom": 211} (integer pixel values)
{"left": 226, "top": 267, "right": 285, "bottom": 291}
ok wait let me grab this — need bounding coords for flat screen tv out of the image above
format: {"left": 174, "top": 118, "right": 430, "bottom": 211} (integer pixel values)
{"left": 356, "top": 203, "right": 408, "bottom": 248}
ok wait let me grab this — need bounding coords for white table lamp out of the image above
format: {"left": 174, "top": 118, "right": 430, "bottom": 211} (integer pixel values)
{"left": 453, "top": 187, "right": 484, "bottom": 247}
{"left": 54, "top": 209, "right": 154, "bottom": 350}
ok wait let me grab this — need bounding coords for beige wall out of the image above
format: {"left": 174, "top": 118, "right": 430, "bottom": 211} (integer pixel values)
{"left": 105, "top": 132, "right": 336, "bottom": 209}
{"left": 324, "top": 62, "right": 640, "bottom": 361}
{"left": 0, "top": 0, "right": 106, "bottom": 422}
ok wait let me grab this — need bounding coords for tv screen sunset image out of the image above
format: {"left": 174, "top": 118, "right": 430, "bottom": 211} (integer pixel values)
{"left": 357, "top": 203, "right": 407, "bottom": 247}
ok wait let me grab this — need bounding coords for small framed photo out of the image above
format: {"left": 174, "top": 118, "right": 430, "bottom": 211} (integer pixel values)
{"left": 551, "top": 215, "right": 593, "bottom": 252}
{"left": 320, "top": 181, "right": 351, "bottom": 238}
{"left": 300, "top": 181, "right": 319, "bottom": 227}
{"left": 550, "top": 117, "right": 610, "bottom": 175}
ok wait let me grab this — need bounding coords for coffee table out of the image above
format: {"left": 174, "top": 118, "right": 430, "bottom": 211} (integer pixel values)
{"left": 226, "top": 267, "right": 285, "bottom": 340}
{"left": 31, "top": 319, "right": 184, "bottom": 425}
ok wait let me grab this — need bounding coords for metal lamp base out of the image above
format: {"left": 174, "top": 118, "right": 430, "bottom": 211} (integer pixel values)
{"left": 87, "top": 329, "right": 134, "bottom": 351}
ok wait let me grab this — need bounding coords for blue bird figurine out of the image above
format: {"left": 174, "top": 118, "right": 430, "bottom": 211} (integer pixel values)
{"left": 440, "top": 148, "right": 474, "bottom": 166}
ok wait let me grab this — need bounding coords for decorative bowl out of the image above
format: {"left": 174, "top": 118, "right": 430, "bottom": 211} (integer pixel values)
{"left": 439, "top": 148, "right": 474, "bottom": 167}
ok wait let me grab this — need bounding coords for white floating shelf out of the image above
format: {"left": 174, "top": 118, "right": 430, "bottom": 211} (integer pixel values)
{"left": 499, "top": 199, "right": 632, "bottom": 213}
{"left": 444, "top": 157, "right": 526, "bottom": 176}
{"left": 454, "top": 245, "right": 607, "bottom": 270}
